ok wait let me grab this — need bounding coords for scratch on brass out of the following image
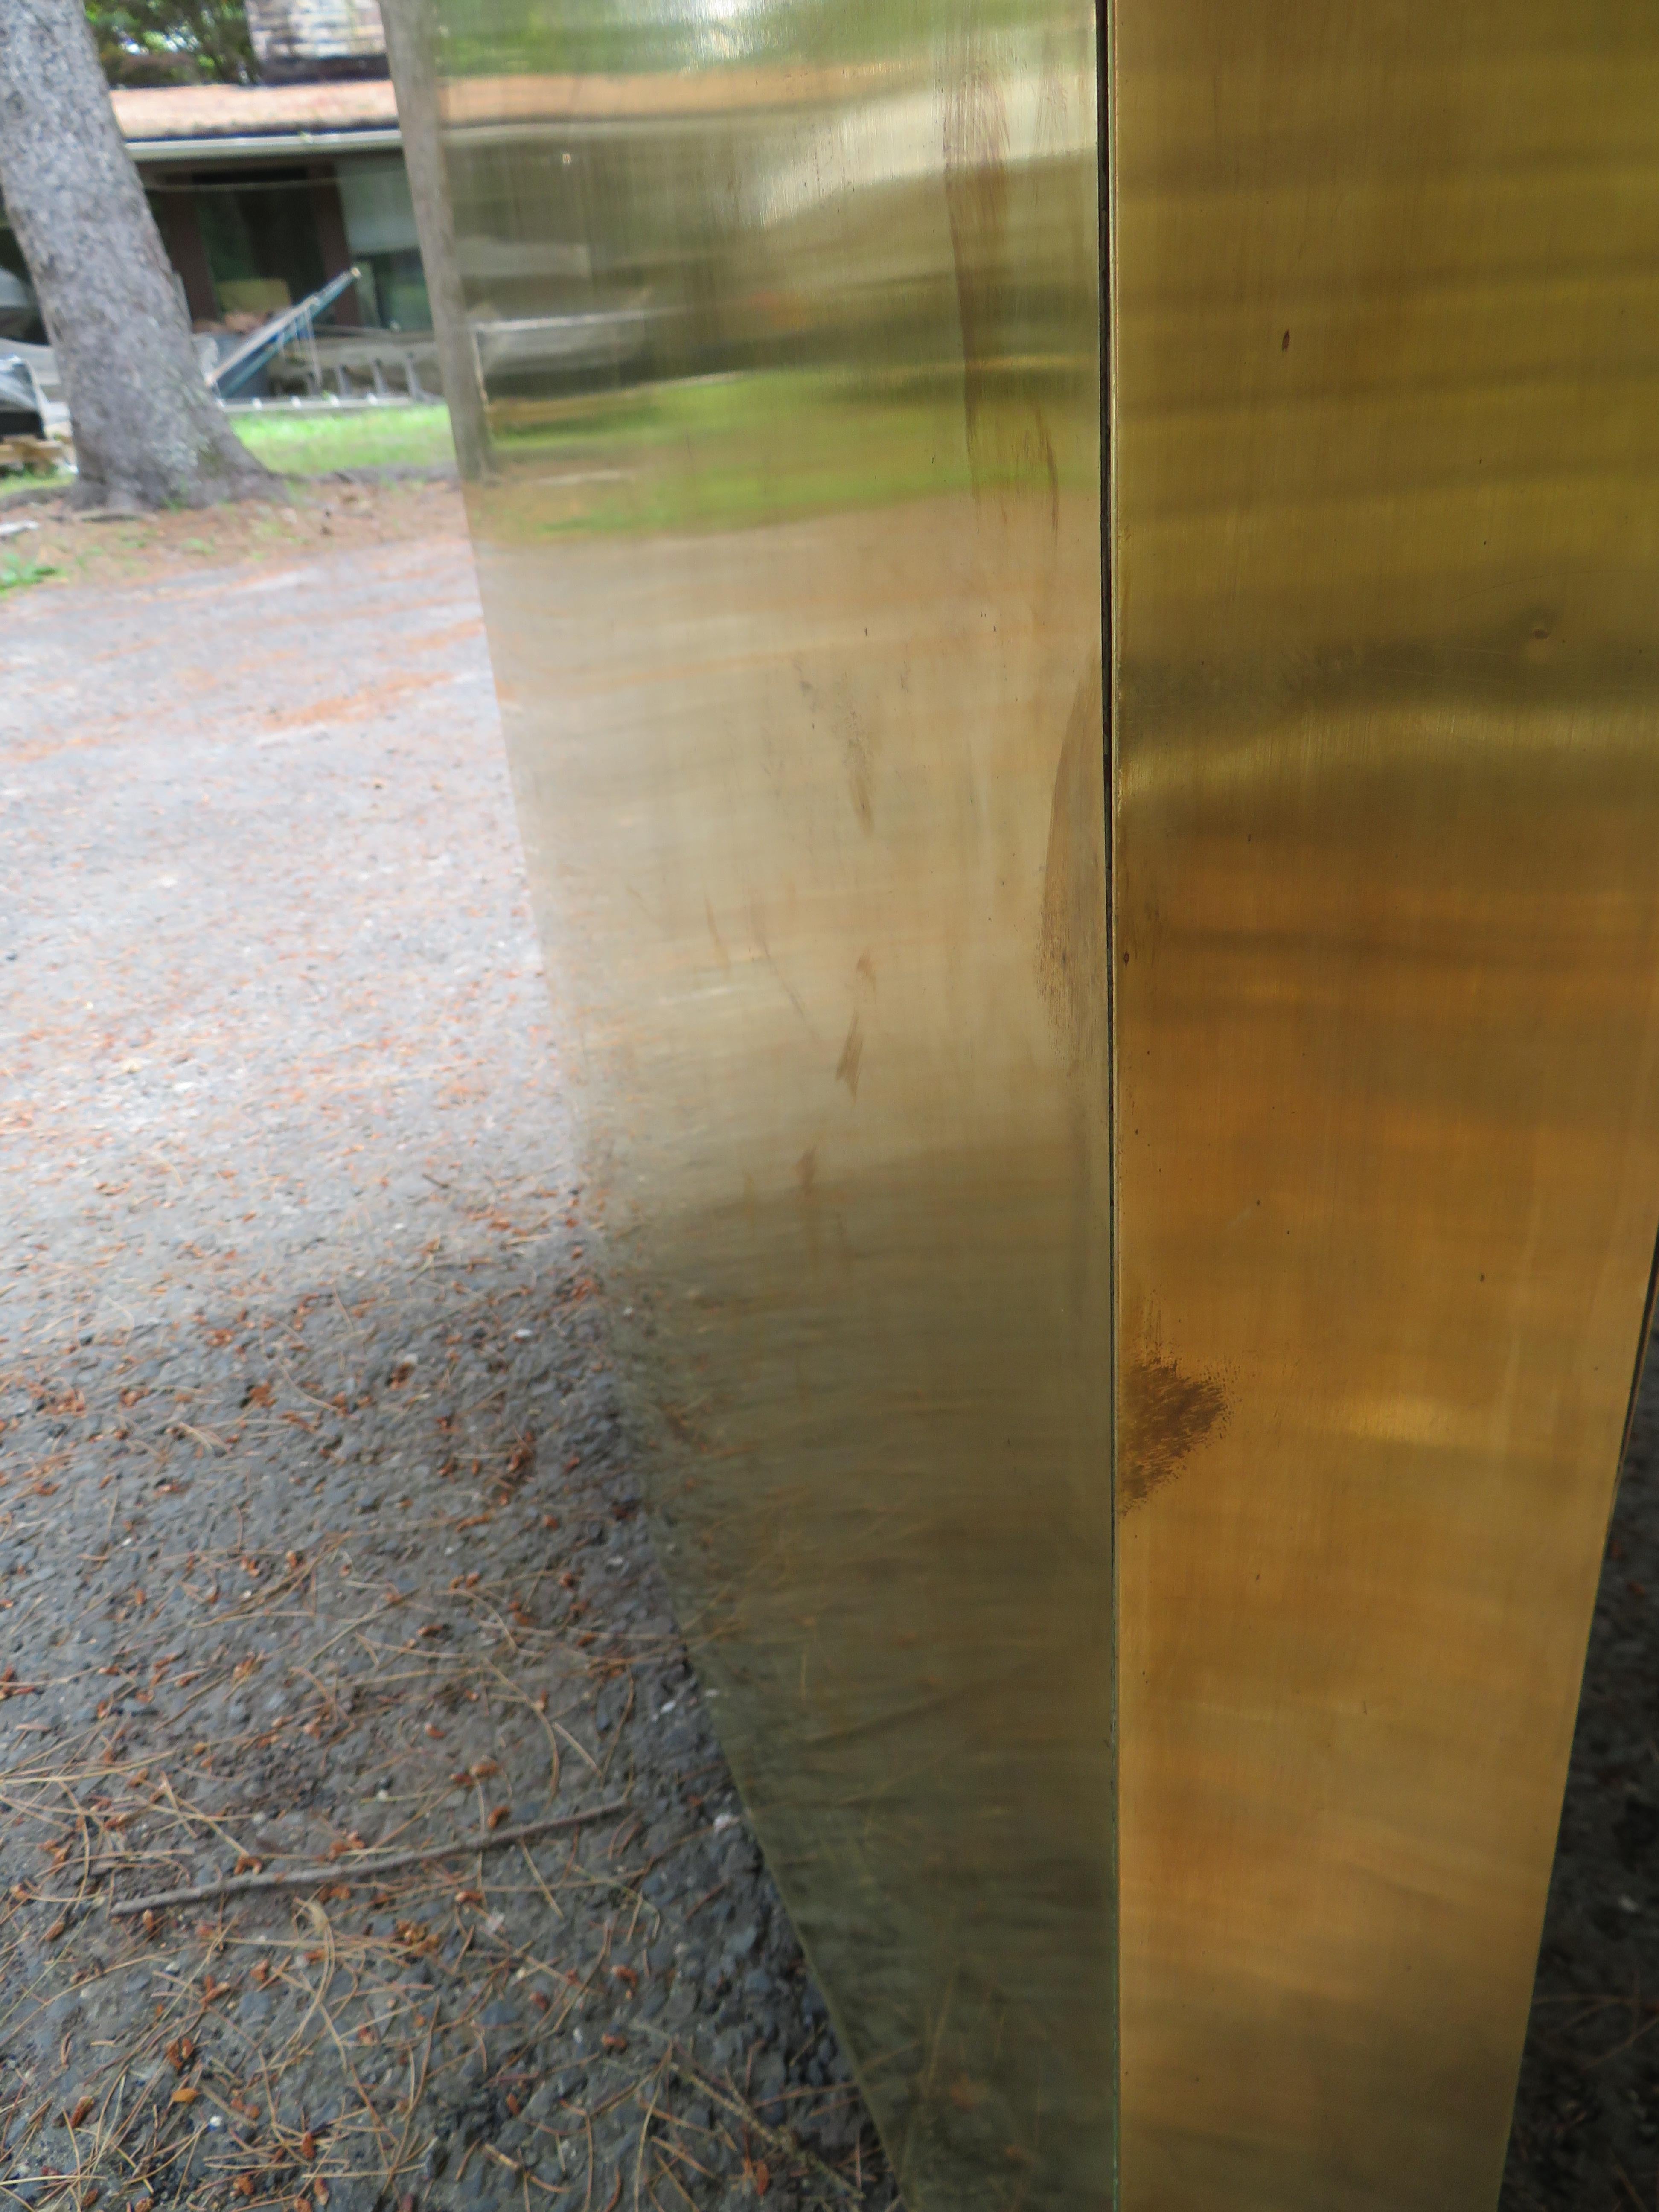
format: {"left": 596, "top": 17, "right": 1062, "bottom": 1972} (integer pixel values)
{"left": 836, "top": 1013, "right": 864, "bottom": 1100}
{"left": 846, "top": 725, "right": 875, "bottom": 833}
{"left": 704, "top": 895, "right": 731, "bottom": 972}
{"left": 943, "top": 58, "right": 1010, "bottom": 480}
{"left": 1034, "top": 408, "right": 1060, "bottom": 536}
{"left": 1119, "top": 1345, "right": 1230, "bottom": 1512}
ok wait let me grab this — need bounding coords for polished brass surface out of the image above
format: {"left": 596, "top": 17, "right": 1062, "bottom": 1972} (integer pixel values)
{"left": 436, "top": 7, "right": 1107, "bottom": 2204}
{"left": 441, "top": 0, "right": 1659, "bottom": 2201}
{"left": 1112, "top": 6, "right": 1659, "bottom": 2205}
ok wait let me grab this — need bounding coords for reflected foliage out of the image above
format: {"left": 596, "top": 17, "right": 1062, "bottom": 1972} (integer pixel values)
{"left": 438, "top": 0, "right": 1043, "bottom": 79}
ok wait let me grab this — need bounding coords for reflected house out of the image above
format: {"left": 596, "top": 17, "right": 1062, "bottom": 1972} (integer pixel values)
{"left": 440, "top": 52, "right": 1095, "bottom": 407}
{"left": 119, "top": 81, "right": 422, "bottom": 338}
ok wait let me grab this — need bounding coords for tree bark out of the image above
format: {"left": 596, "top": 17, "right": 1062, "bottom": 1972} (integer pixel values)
{"left": 0, "top": 0, "right": 274, "bottom": 511}
{"left": 380, "top": 0, "right": 492, "bottom": 483}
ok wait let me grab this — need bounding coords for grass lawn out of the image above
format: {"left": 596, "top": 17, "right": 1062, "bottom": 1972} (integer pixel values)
{"left": 231, "top": 404, "right": 456, "bottom": 475}
{"left": 0, "top": 370, "right": 1090, "bottom": 537}
{"left": 0, "top": 469, "right": 72, "bottom": 506}
{"left": 477, "top": 364, "right": 1095, "bottom": 541}
{"left": 0, "top": 404, "right": 457, "bottom": 509}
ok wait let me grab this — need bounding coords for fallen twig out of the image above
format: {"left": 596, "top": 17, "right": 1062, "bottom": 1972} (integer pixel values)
{"left": 108, "top": 1799, "right": 632, "bottom": 1917}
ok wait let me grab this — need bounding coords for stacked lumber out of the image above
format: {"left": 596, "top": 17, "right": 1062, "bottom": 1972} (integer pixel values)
{"left": 0, "top": 434, "right": 67, "bottom": 474}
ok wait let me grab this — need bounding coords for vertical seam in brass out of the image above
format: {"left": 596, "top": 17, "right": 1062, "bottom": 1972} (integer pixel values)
{"left": 1098, "top": 0, "right": 1121, "bottom": 2199}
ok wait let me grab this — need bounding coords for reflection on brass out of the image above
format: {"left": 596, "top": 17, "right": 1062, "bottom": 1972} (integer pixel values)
{"left": 437, "top": 5, "right": 1108, "bottom": 2204}
{"left": 438, "top": 0, "right": 1659, "bottom": 2201}
{"left": 1114, "top": 3, "right": 1659, "bottom": 2205}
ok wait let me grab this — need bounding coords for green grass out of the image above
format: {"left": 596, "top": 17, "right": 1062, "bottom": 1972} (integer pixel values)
{"left": 0, "top": 553, "right": 58, "bottom": 592}
{"left": 0, "top": 405, "right": 456, "bottom": 511}
{"left": 0, "top": 471, "right": 71, "bottom": 505}
{"left": 0, "top": 373, "right": 1087, "bottom": 537}
{"left": 231, "top": 405, "right": 456, "bottom": 477}
{"left": 478, "top": 364, "right": 1095, "bottom": 541}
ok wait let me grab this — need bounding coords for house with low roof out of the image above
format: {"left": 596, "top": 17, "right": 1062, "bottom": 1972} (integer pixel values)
{"left": 0, "top": 0, "right": 429, "bottom": 346}
{"left": 118, "top": 78, "right": 427, "bottom": 337}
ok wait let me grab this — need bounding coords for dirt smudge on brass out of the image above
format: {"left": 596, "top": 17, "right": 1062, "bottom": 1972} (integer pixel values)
{"left": 1119, "top": 1345, "right": 1229, "bottom": 1511}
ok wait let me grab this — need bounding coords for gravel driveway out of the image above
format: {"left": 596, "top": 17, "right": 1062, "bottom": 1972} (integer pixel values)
{"left": 0, "top": 485, "right": 896, "bottom": 2212}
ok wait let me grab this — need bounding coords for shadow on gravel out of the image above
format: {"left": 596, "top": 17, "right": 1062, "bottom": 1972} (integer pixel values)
{"left": 1504, "top": 1326, "right": 1659, "bottom": 2212}
{"left": 0, "top": 491, "right": 899, "bottom": 2212}
{"left": 0, "top": 1257, "right": 898, "bottom": 2212}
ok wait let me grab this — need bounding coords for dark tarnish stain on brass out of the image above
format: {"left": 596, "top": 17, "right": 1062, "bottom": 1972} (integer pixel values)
{"left": 1039, "top": 655, "right": 1107, "bottom": 1068}
{"left": 1118, "top": 1345, "right": 1229, "bottom": 1512}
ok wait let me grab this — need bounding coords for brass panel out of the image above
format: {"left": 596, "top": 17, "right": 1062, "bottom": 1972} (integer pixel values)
{"left": 1113, "top": 6, "right": 1659, "bottom": 2206}
{"left": 436, "top": 6, "right": 1108, "bottom": 2204}
{"left": 439, "top": 0, "right": 1659, "bottom": 2197}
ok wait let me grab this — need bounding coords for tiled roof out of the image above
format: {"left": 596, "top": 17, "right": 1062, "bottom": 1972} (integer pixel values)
{"left": 113, "top": 62, "right": 905, "bottom": 151}
{"left": 113, "top": 80, "right": 399, "bottom": 144}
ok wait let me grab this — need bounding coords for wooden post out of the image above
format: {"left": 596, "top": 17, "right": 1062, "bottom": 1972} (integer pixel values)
{"left": 308, "top": 167, "right": 365, "bottom": 328}
{"left": 379, "top": 0, "right": 491, "bottom": 481}
{"left": 148, "top": 178, "right": 219, "bottom": 326}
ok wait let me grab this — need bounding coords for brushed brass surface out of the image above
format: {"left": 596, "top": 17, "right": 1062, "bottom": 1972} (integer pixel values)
{"left": 439, "top": 0, "right": 1659, "bottom": 2199}
{"left": 1112, "top": 5, "right": 1659, "bottom": 2205}
{"left": 436, "top": 7, "right": 1108, "bottom": 2203}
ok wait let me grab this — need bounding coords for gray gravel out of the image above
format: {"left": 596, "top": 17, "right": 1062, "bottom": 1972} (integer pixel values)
{"left": 0, "top": 494, "right": 898, "bottom": 2212}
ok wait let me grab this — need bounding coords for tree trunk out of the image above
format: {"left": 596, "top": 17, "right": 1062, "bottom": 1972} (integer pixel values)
{"left": 0, "top": 0, "right": 274, "bottom": 511}
{"left": 380, "top": 0, "right": 492, "bottom": 483}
